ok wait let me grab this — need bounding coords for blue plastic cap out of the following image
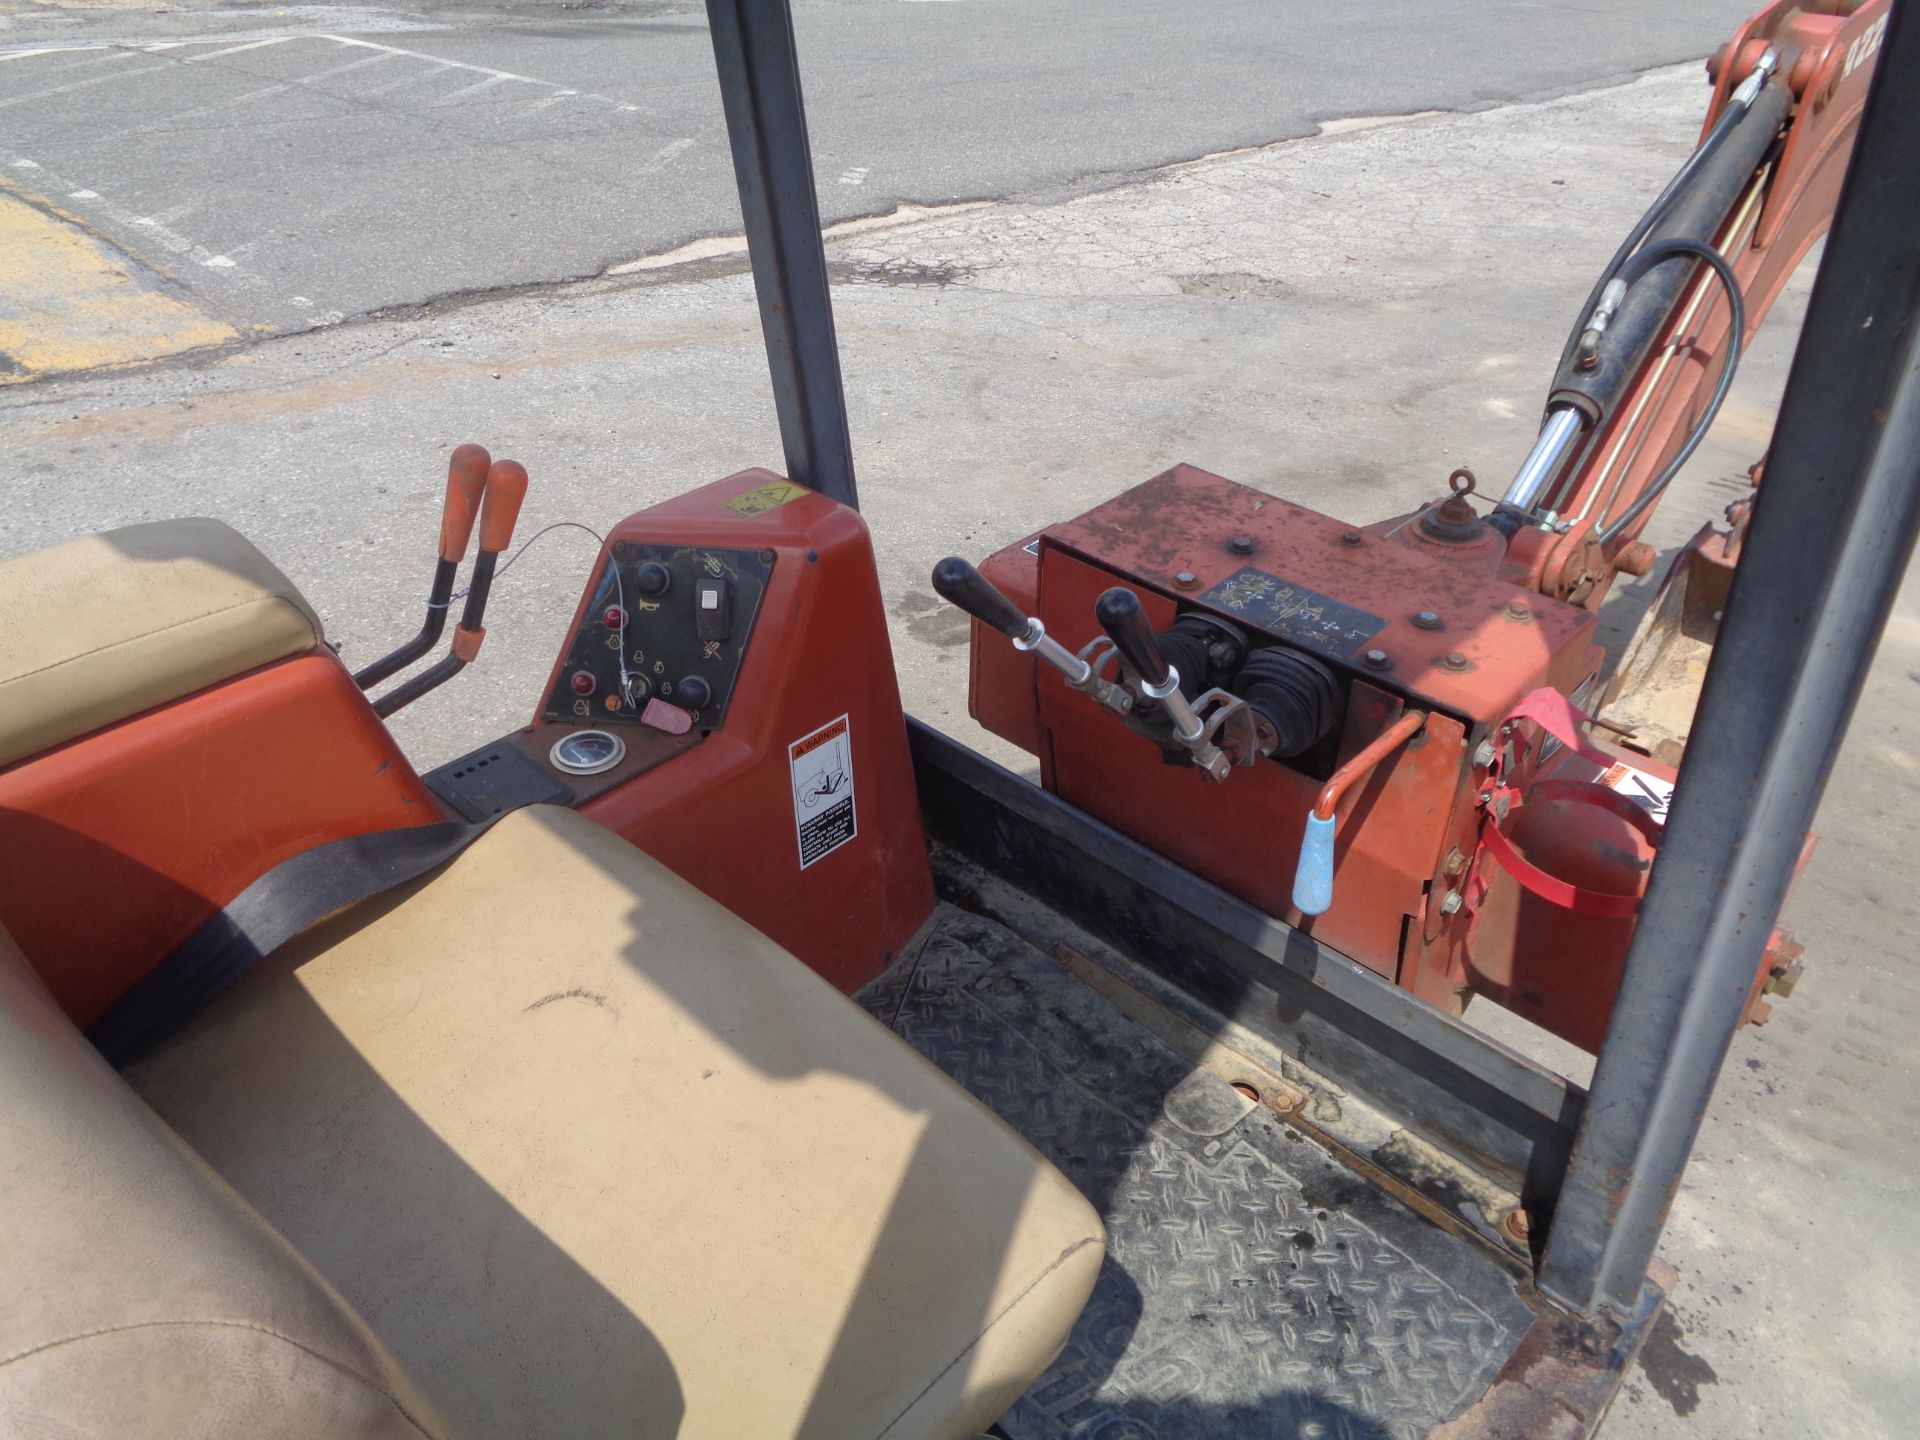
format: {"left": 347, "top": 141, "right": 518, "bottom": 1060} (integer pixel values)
{"left": 1292, "top": 811, "right": 1338, "bottom": 916}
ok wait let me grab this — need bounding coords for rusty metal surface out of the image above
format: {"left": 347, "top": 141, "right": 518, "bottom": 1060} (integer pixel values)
{"left": 863, "top": 907, "right": 1538, "bottom": 1439}
{"left": 1429, "top": 1264, "right": 1673, "bottom": 1440}
{"left": 1044, "top": 467, "right": 1595, "bottom": 723}
{"left": 1035, "top": 545, "right": 1470, "bottom": 976}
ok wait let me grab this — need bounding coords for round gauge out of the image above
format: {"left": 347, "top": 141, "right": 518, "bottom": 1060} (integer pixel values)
{"left": 549, "top": 728, "right": 627, "bottom": 776}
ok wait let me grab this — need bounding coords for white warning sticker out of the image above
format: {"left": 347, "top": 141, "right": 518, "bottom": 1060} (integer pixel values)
{"left": 1600, "top": 761, "right": 1675, "bottom": 824}
{"left": 789, "top": 714, "right": 857, "bottom": 869}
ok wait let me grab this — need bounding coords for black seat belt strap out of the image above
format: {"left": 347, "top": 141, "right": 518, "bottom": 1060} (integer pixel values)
{"left": 88, "top": 810, "right": 519, "bottom": 1068}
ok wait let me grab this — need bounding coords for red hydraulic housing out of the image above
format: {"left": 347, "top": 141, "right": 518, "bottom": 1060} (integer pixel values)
{"left": 963, "top": 464, "right": 1789, "bottom": 1053}
{"left": 951, "top": 6, "right": 1882, "bottom": 1052}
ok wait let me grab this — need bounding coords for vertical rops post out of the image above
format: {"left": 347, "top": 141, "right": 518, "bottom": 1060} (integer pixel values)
{"left": 704, "top": 0, "right": 859, "bottom": 510}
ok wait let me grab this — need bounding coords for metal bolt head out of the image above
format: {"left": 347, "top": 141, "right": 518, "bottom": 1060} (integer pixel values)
{"left": 1441, "top": 650, "right": 1468, "bottom": 671}
{"left": 1362, "top": 648, "right": 1391, "bottom": 670}
{"left": 1174, "top": 571, "right": 1200, "bottom": 590}
{"left": 1413, "top": 610, "right": 1442, "bottom": 631}
{"left": 1502, "top": 1208, "right": 1532, "bottom": 1245}
{"left": 1228, "top": 535, "right": 1255, "bottom": 556}
{"left": 1505, "top": 599, "right": 1533, "bottom": 621}
{"left": 1340, "top": 530, "right": 1364, "bottom": 547}
{"left": 1439, "top": 890, "right": 1464, "bottom": 916}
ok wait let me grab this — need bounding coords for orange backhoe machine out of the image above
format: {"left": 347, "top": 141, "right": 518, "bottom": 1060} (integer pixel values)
{"left": 1, "top": 2, "right": 1912, "bottom": 1437}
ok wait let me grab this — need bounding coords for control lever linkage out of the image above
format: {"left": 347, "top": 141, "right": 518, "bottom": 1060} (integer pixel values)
{"left": 933, "top": 557, "right": 1268, "bottom": 784}
{"left": 1093, "top": 586, "right": 1265, "bottom": 783}
{"left": 932, "top": 558, "right": 1135, "bottom": 719}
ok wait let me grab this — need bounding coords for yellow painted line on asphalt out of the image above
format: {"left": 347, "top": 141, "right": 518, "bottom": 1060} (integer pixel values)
{"left": 0, "top": 182, "right": 236, "bottom": 384}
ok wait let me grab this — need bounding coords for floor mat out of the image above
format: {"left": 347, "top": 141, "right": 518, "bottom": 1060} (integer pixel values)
{"left": 860, "top": 907, "right": 1534, "bottom": 1440}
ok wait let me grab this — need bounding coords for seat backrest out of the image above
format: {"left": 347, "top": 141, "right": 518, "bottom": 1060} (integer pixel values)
{"left": 0, "top": 519, "right": 323, "bottom": 769}
{"left": 0, "top": 926, "right": 462, "bottom": 1440}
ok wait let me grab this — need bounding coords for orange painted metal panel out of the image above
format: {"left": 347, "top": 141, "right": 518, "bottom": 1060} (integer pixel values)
{"left": 0, "top": 652, "right": 440, "bottom": 1026}
{"left": 570, "top": 471, "right": 936, "bottom": 994}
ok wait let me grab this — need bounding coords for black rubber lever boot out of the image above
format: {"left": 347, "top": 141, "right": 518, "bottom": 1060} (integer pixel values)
{"left": 1155, "top": 614, "right": 1248, "bottom": 701}
{"left": 1234, "top": 646, "right": 1342, "bottom": 759}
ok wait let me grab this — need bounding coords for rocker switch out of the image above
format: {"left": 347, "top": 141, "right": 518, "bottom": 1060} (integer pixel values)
{"left": 694, "top": 577, "right": 731, "bottom": 643}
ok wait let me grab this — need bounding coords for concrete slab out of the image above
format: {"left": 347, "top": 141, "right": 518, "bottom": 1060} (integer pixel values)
{"left": 1, "top": 60, "right": 1913, "bottom": 1439}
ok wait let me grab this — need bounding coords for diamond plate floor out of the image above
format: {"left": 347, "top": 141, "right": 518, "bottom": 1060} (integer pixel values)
{"left": 860, "top": 907, "right": 1535, "bottom": 1440}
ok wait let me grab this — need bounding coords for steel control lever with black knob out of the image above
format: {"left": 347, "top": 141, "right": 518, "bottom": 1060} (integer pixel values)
{"left": 1095, "top": 586, "right": 1232, "bottom": 781}
{"left": 931, "top": 557, "right": 1132, "bottom": 716}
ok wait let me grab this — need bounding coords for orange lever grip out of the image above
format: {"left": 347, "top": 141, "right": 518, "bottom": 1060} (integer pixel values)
{"left": 477, "top": 459, "right": 529, "bottom": 554}
{"left": 437, "top": 444, "right": 492, "bottom": 562}
{"left": 451, "top": 626, "right": 486, "bottom": 663}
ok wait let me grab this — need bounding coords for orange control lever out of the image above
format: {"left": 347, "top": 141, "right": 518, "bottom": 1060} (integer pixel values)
{"left": 371, "top": 457, "right": 531, "bottom": 719}
{"left": 1294, "top": 709, "right": 1428, "bottom": 917}
{"left": 354, "top": 442, "right": 494, "bottom": 691}
{"left": 476, "top": 459, "right": 529, "bottom": 556}
{"left": 1314, "top": 710, "right": 1429, "bottom": 821}
{"left": 437, "top": 443, "right": 491, "bottom": 563}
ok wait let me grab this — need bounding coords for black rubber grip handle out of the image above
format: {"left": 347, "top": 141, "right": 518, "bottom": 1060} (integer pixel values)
{"left": 932, "top": 556, "right": 1030, "bottom": 640}
{"left": 1095, "top": 587, "right": 1171, "bottom": 689}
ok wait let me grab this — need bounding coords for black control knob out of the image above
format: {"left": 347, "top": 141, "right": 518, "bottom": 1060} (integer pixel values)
{"left": 634, "top": 561, "right": 671, "bottom": 598}
{"left": 931, "top": 556, "right": 1030, "bottom": 640}
{"left": 1095, "top": 587, "right": 1173, "bottom": 690}
{"left": 676, "top": 675, "right": 712, "bottom": 710}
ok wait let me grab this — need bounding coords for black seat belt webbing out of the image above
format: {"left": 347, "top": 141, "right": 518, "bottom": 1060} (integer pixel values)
{"left": 88, "top": 811, "right": 516, "bottom": 1068}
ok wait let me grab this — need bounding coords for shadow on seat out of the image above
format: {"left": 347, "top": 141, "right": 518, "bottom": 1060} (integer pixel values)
{"left": 125, "top": 806, "right": 1103, "bottom": 1439}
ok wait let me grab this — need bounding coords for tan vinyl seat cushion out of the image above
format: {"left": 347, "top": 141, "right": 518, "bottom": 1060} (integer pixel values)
{"left": 131, "top": 806, "right": 1104, "bottom": 1440}
{"left": 0, "top": 519, "right": 323, "bottom": 768}
{"left": 0, "top": 926, "right": 465, "bottom": 1440}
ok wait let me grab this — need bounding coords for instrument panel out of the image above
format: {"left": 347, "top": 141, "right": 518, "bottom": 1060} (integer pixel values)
{"left": 540, "top": 541, "right": 771, "bottom": 729}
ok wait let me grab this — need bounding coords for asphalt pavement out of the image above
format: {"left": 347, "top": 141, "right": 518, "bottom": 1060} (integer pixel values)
{"left": 0, "top": 0, "right": 1756, "bottom": 374}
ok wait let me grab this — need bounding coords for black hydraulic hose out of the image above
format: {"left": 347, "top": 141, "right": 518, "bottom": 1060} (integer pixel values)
{"left": 1593, "top": 235, "right": 1746, "bottom": 544}
{"left": 1550, "top": 97, "right": 1751, "bottom": 386}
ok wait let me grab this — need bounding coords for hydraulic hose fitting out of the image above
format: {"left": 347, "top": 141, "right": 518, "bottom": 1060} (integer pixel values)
{"left": 1730, "top": 48, "right": 1780, "bottom": 109}
{"left": 1575, "top": 277, "right": 1630, "bottom": 370}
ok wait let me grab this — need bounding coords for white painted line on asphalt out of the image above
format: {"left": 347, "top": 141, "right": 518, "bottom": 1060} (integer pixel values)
{"left": 184, "top": 37, "right": 300, "bottom": 63}
{"left": 637, "top": 137, "right": 695, "bottom": 173}
{"left": 321, "top": 35, "right": 539, "bottom": 85}
{"left": 432, "top": 73, "right": 523, "bottom": 106}
{"left": 4, "top": 147, "right": 287, "bottom": 307}
{"left": 117, "top": 82, "right": 294, "bottom": 137}
{"left": 0, "top": 62, "right": 169, "bottom": 109}
{"left": 314, "top": 34, "right": 639, "bottom": 114}
{"left": 360, "top": 62, "right": 456, "bottom": 98}
{"left": 0, "top": 48, "right": 140, "bottom": 72}
{"left": 301, "top": 51, "right": 402, "bottom": 83}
